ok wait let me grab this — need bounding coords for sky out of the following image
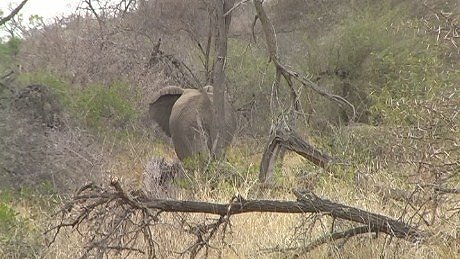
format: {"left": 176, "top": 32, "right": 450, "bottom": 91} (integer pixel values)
{"left": 0, "top": 0, "right": 79, "bottom": 22}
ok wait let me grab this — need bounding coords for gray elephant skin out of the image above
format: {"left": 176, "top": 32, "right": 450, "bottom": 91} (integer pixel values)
{"left": 149, "top": 85, "right": 236, "bottom": 161}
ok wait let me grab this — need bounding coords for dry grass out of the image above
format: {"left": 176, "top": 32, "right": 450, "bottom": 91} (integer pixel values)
{"left": 38, "top": 136, "right": 459, "bottom": 258}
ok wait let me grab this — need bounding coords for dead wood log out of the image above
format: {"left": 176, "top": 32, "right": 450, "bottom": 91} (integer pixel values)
{"left": 139, "top": 191, "right": 428, "bottom": 243}
{"left": 259, "top": 127, "right": 332, "bottom": 183}
{"left": 138, "top": 188, "right": 428, "bottom": 243}
{"left": 48, "top": 179, "right": 431, "bottom": 248}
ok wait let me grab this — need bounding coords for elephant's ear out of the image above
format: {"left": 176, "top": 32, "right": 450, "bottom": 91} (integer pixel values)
{"left": 149, "top": 86, "right": 184, "bottom": 137}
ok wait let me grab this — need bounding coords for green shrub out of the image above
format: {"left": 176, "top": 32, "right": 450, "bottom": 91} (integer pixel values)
{"left": 19, "top": 72, "right": 140, "bottom": 132}
{"left": 227, "top": 39, "right": 276, "bottom": 136}
{"left": 286, "top": 3, "right": 414, "bottom": 128}
{"left": 0, "top": 38, "right": 22, "bottom": 101}
{"left": 75, "top": 81, "right": 139, "bottom": 131}
{"left": 0, "top": 37, "right": 21, "bottom": 66}
{"left": 366, "top": 37, "right": 453, "bottom": 125}
{"left": 293, "top": 1, "right": 458, "bottom": 128}
{"left": 0, "top": 193, "right": 42, "bottom": 258}
{"left": 19, "top": 71, "right": 72, "bottom": 106}
{"left": 300, "top": 2, "right": 405, "bottom": 78}
{"left": 332, "top": 7, "right": 403, "bottom": 77}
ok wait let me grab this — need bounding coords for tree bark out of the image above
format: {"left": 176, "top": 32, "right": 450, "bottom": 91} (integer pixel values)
{"left": 212, "top": 0, "right": 235, "bottom": 157}
{"left": 136, "top": 190, "right": 429, "bottom": 242}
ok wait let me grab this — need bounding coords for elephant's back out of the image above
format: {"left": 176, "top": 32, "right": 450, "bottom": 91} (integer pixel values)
{"left": 171, "top": 89, "right": 212, "bottom": 119}
{"left": 169, "top": 89, "right": 212, "bottom": 160}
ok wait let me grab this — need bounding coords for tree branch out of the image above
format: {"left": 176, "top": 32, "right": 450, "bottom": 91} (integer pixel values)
{"left": 252, "top": 0, "right": 356, "bottom": 120}
{"left": 224, "top": 0, "right": 249, "bottom": 17}
{"left": 262, "top": 226, "right": 375, "bottom": 255}
{"left": 48, "top": 179, "right": 433, "bottom": 252}
{"left": 0, "top": 0, "right": 29, "bottom": 26}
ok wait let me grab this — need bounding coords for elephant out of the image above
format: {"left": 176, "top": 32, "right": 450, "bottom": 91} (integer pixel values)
{"left": 149, "top": 85, "right": 236, "bottom": 161}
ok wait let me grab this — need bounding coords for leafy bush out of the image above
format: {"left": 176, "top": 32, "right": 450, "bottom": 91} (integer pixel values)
{"left": 331, "top": 6, "right": 403, "bottom": 77}
{"left": 0, "top": 38, "right": 21, "bottom": 67}
{"left": 19, "top": 71, "right": 72, "bottom": 107}
{"left": 366, "top": 38, "right": 454, "bottom": 125}
{"left": 76, "top": 82, "right": 139, "bottom": 131}
{"left": 227, "top": 39, "right": 276, "bottom": 136}
{"left": 19, "top": 72, "right": 140, "bottom": 132}
{"left": 299, "top": 3, "right": 405, "bottom": 78}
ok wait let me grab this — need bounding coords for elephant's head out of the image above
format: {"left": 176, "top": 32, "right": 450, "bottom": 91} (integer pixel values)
{"left": 149, "top": 85, "right": 236, "bottom": 161}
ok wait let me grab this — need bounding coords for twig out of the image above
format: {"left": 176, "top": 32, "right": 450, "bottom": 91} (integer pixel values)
{"left": 224, "top": 0, "right": 250, "bottom": 17}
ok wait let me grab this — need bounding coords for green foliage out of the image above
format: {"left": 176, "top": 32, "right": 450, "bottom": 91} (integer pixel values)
{"left": 301, "top": 3, "right": 404, "bottom": 78}
{"left": 75, "top": 82, "right": 139, "bottom": 131}
{"left": 294, "top": 1, "right": 458, "bottom": 128}
{"left": 366, "top": 39, "right": 454, "bottom": 125}
{"left": 0, "top": 37, "right": 21, "bottom": 59}
{"left": 19, "top": 71, "right": 72, "bottom": 106}
{"left": 289, "top": 3, "right": 416, "bottom": 127}
{"left": 0, "top": 191, "right": 43, "bottom": 258}
{"left": 19, "top": 72, "right": 141, "bottom": 133}
{"left": 0, "top": 38, "right": 21, "bottom": 76}
{"left": 332, "top": 6, "right": 403, "bottom": 77}
{"left": 227, "top": 39, "right": 276, "bottom": 135}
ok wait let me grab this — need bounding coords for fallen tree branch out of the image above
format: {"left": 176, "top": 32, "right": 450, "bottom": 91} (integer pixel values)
{"left": 253, "top": 0, "right": 353, "bottom": 184}
{"left": 302, "top": 226, "right": 375, "bottom": 253}
{"left": 434, "top": 187, "right": 460, "bottom": 194}
{"left": 261, "top": 225, "right": 375, "bottom": 255}
{"left": 47, "top": 178, "right": 433, "bottom": 258}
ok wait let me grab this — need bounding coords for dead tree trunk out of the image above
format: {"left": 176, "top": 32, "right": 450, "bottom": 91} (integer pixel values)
{"left": 252, "top": 0, "right": 355, "bottom": 179}
{"left": 259, "top": 127, "right": 332, "bottom": 183}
